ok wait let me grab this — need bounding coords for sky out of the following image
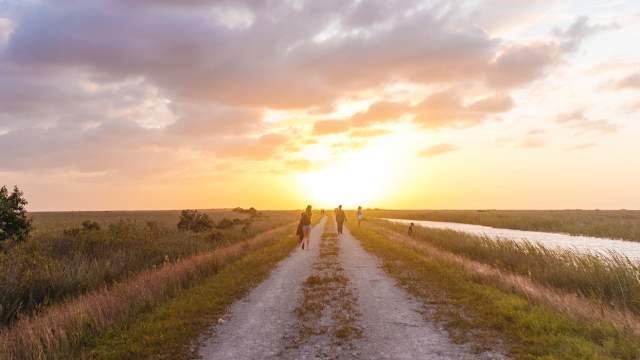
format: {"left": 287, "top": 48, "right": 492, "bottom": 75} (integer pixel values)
{"left": 1, "top": 0, "right": 639, "bottom": 211}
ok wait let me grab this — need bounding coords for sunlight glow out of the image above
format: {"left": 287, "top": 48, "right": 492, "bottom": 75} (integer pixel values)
{"left": 299, "top": 146, "right": 401, "bottom": 209}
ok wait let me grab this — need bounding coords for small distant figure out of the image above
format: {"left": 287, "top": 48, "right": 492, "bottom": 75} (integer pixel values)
{"left": 336, "top": 205, "right": 347, "bottom": 235}
{"left": 321, "top": 209, "right": 325, "bottom": 215}
{"left": 297, "top": 205, "right": 312, "bottom": 250}
{"left": 357, "top": 206, "right": 364, "bottom": 227}
{"left": 408, "top": 223, "right": 414, "bottom": 237}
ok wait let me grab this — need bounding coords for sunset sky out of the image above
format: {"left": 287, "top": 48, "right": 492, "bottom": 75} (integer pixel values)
{"left": 1, "top": 0, "right": 639, "bottom": 211}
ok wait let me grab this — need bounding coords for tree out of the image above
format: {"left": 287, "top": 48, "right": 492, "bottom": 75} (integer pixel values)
{"left": 0, "top": 186, "right": 33, "bottom": 244}
{"left": 177, "top": 210, "right": 213, "bottom": 232}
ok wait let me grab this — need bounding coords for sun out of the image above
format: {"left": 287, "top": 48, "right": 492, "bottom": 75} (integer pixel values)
{"left": 298, "top": 146, "right": 399, "bottom": 209}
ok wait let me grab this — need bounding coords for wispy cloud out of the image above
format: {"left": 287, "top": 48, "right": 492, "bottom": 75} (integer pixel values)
{"left": 419, "top": 143, "right": 458, "bottom": 158}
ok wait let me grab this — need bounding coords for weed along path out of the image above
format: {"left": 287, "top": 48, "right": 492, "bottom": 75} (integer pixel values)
{"left": 198, "top": 217, "right": 502, "bottom": 359}
{"left": 339, "top": 225, "right": 496, "bottom": 360}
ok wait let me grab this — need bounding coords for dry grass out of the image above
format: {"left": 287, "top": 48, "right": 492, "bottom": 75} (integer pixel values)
{"left": 379, "top": 219, "right": 640, "bottom": 316}
{"left": 367, "top": 209, "right": 640, "bottom": 242}
{"left": 294, "top": 217, "right": 361, "bottom": 348}
{"left": 0, "top": 223, "right": 295, "bottom": 360}
{"left": 349, "top": 220, "right": 640, "bottom": 359}
{"left": 0, "top": 210, "right": 296, "bottom": 327}
{"left": 371, "top": 221, "right": 640, "bottom": 338}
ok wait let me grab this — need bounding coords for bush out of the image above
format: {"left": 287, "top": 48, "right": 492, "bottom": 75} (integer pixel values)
{"left": 216, "top": 218, "right": 234, "bottom": 229}
{"left": 82, "top": 220, "right": 101, "bottom": 231}
{"left": 232, "top": 207, "right": 260, "bottom": 218}
{"left": 177, "top": 210, "right": 212, "bottom": 233}
{"left": 0, "top": 186, "right": 32, "bottom": 246}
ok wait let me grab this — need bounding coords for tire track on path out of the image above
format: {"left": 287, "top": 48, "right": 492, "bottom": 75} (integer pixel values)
{"left": 197, "top": 217, "right": 326, "bottom": 360}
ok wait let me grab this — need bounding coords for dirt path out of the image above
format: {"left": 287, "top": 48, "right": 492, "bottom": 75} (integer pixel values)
{"left": 197, "top": 217, "right": 327, "bottom": 360}
{"left": 197, "top": 218, "right": 505, "bottom": 359}
{"left": 340, "top": 225, "right": 502, "bottom": 360}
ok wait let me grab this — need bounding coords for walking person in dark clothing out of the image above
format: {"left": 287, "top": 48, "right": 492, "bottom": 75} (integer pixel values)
{"left": 408, "top": 222, "right": 414, "bottom": 237}
{"left": 335, "top": 205, "right": 346, "bottom": 235}
{"left": 297, "top": 205, "right": 312, "bottom": 249}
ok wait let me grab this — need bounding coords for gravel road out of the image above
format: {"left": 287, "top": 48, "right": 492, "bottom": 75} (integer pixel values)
{"left": 197, "top": 217, "right": 327, "bottom": 360}
{"left": 197, "top": 218, "right": 506, "bottom": 359}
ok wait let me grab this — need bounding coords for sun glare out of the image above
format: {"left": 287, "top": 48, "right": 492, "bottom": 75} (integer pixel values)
{"left": 299, "top": 146, "right": 401, "bottom": 209}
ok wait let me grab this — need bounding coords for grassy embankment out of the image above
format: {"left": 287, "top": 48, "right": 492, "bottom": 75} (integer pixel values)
{"left": 368, "top": 209, "right": 640, "bottom": 241}
{"left": 0, "top": 211, "right": 320, "bottom": 359}
{"left": 349, "top": 218, "right": 640, "bottom": 359}
{"left": 0, "top": 210, "right": 296, "bottom": 327}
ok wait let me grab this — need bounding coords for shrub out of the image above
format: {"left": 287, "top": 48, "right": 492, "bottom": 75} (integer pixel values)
{"left": 216, "top": 218, "right": 234, "bottom": 229}
{"left": 82, "top": 220, "right": 100, "bottom": 231}
{"left": 177, "top": 210, "right": 212, "bottom": 233}
{"left": 0, "top": 186, "right": 32, "bottom": 246}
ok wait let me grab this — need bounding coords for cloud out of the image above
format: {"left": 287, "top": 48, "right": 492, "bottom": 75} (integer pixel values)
{"left": 566, "top": 142, "right": 596, "bottom": 151}
{"left": 350, "top": 101, "right": 410, "bottom": 127}
{"left": 555, "top": 110, "right": 618, "bottom": 135}
{"left": 413, "top": 91, "right": 514, "bottom": 127}
{"left": 554, "top": 16, "right": 619, "bottom": 52}
{"left": 487, "top": 42, "right": 559, "bottom": 88}
{"left": 419, "top": 143, "right": 458, "bottom": 157}
{"left": 0, "top": 2, "right": 621, "bottom": 184}
{"left": 349, "top": 128, "right": 391, "bottom": 138}
{"left": 611, "top": 71, "right": 640, "bottom": 90}
{"left": 214, "top": 133, "right": 289, "bottom": 160}
{"left": 312, "top": 120, "right": 351, "bottom": 136}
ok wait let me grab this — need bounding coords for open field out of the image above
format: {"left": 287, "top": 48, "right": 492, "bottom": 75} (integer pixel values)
{"left": 348, "top": 218, "right": 640, "bottom": 359}
{"left": 0, "top": 218, "right": 304, "bottom": 359}
{"left": 0, "top": 209, "right": 299, "bottom": 327}
{"left": 365, "top": 210, "right": 640, "bottom": 242}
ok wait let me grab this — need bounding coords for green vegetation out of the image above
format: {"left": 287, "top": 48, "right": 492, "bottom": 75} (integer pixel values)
{"left": 368, "top": 209, "right": 640, "bottom": 241}
{"left": 0, "top": 223, "right": 297, "bottom": 359}
{"left": 0, "top": 210, "right": 296, "bottom": 327}
{"left": 77, "top": 232, "right": 299, "bottom": 360}
{"left": 176, "top": 209, "right": 213, "bottom": 232}
{"left": 378, "top": 219, "right": 640, "bottom": 316}
{"left": 349, "top": 222, "right": 640, "bottom": 359}
{"left": 0, "top": 185, "right": 32, "bottom": 246}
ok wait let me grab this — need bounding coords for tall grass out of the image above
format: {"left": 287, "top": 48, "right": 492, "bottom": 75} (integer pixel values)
{"left": 0, "top": 223, "right": 296, "bottom": 360}
{"left": 0, "top": 210, "right": 296, "bottom": 327}
{"left": 379, "top": 219, "right": 640, "bottom": 315}
{"left": 368, "top": 209, "right": 640, "bottom": 242}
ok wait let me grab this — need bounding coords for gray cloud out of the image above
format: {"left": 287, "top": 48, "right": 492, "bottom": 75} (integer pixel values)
{"left": 0, "top": 1, "right": 614, "bottom": 179}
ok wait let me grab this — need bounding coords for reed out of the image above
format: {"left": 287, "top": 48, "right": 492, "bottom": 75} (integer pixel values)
{"left": 379, "top": 219, "right": 640, "bottom": 315}
{"left": 368, "top": 209, "right": 640, "bottom": 242}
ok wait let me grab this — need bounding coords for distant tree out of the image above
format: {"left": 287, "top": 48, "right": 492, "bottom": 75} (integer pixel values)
{"left": 81, "top": 220, "right": 101, "bottom": 231}
{"left": 177, "top": 210, "right": 212, "bottom": 232}
{"left": 0, "top": 185, "right": 33, "bottom": 244}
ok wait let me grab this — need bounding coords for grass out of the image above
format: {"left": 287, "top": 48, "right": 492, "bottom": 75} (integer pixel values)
{"left": 77, "top": 231, "right": 300, "bottom": 360}
{"left": 0, "top": 210, "right": 297, "bottom": 327}
{"left": 366, "top": 209, "right": 640, "bottom": 242}
{"left": 348, "top": 221, "right": 640, "bottom": 359}
{"left": 295, "top": 217, "right": 361, "bottom": 347}
{"left": 0, "top": 223, "right": 296, "bottom": 359}
{"left": 377, "top": 219, "right": 640, "bottom": 317}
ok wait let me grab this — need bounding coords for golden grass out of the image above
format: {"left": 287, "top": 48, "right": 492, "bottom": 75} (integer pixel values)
{"left": 371, "top": 221, "right": 640, "bottom": 338}
{"left": 349, "top": 221, "right": 640, "bottom": 359}
{"left": 0, "top": 223, "right": 295, "bottom": 360}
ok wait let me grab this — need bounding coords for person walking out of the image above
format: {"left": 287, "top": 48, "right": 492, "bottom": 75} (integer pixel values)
{"left": 297, "top": 205, "right": 312, "bottom": 250}
{"left": 408, "top": 222, "right": 414, "bottom": 237}
{"left": 357, "top": 206, "right": 364, "bottom": 227}
{"left": 336, "top": 205, "right": 346, "bottom": 235}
